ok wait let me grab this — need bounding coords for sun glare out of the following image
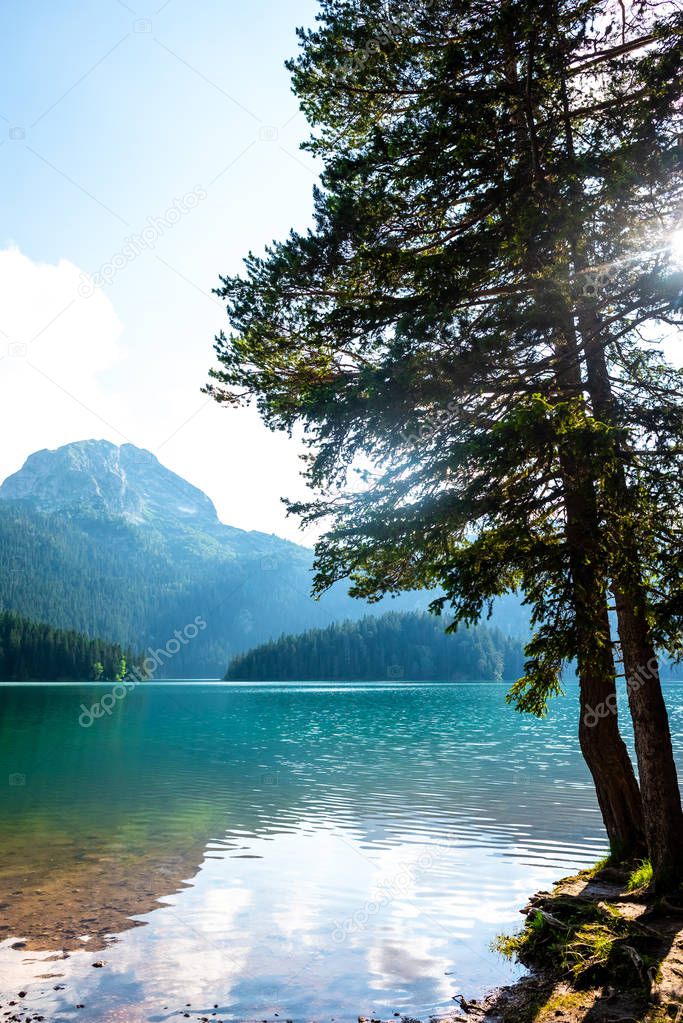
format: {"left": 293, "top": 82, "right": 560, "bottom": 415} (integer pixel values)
{"left": 669, "top": 229, "right": 683, "bottom": 264}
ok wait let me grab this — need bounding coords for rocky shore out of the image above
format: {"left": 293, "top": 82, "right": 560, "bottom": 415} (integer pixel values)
{"left": 456, "top": 862, "right": 683, "bottom": 1023}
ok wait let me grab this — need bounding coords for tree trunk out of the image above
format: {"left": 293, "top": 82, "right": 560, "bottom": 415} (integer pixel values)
{"left": 559, "top": 437, "right": 646, "bottom": 858}
{"left": 615, "top": 587, "right": 683, "bottom": 887}
{"left": 510, "top": 48, "right": 646, "bottom": 859}
{"left": 580, "top": 308, "right": 683, "bottom": 888}
{"left": 552, "top": 320, "right": 645, "bottom": 857}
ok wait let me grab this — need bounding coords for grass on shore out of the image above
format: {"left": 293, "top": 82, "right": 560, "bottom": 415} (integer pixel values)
{"left": 494, "top": 897, "right": 658, "bottom": 985}
{"left": 628, "top": 859, "right": 654, "bottom": 892}
{"left": 489, "top": 858, "right": 682, "bottom": 1023}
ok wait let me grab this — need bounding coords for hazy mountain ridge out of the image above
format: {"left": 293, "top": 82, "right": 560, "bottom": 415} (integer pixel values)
{"left": 0, "top": 441, "right": 420, "bottom": 674}
{"left": 0, "top": 441, "right": 532, "bottom": 676}
{"left": 0, "top": 440, "right": 296, "bottom": 558}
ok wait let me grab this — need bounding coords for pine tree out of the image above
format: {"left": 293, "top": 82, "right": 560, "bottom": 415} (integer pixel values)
{"left": 225, "top": 612, "right": 525, "bottom": 682}
{"left": 207, "top": 0, "right": 683, "bottom": 882}
{"left": 0, "top": 611, "right": 143, "bottom": 682}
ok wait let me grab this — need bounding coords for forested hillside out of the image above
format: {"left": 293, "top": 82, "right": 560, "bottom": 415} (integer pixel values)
{"left": 0, "top": 442, "right": 423, "bottom": 676}
{"left": 0, "top": 611, "right": 138, "bottom": 682}
{"left": 0, "top": 441, "right": 530, "bottom": 676}
{"left": 226, "top": 612, "right": 526, "bottom": 682}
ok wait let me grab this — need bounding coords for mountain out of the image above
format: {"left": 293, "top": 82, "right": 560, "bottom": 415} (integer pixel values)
{"left": 0, "top": 440, "right": 219, "bottom": 530}
{"left": 226, "top": 611, "right": 527, "bottom": 682}
{"left": 0, "top": 441, "right": 419, "bottom": 675}
{"left": 0, "top": 440, "right": 530, "bottom": 676}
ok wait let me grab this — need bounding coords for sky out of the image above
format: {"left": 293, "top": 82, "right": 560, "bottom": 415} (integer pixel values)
{"left": 0, "top": 0, "right": 321, "bottom": 541}
{"left": 2, "top": 4, "right": 682, "bottom": 545}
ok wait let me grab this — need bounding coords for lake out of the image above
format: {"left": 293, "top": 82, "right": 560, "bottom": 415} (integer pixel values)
{"left": 1, "top": 681, "right": 681, "bottom": 1023}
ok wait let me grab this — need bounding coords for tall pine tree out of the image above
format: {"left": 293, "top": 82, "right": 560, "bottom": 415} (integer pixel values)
{"left": 207, "top": 0, "right": 683, "bottom": 885}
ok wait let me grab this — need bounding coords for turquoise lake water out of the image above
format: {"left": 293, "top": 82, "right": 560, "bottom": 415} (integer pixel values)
{"left": 1, "top": 681, "right": 681, "bottom": 1023}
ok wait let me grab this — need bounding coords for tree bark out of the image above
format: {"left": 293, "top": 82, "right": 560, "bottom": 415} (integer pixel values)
{"left": 579, "top": 307, "right": 683, "bottom": 888}
{"left": 614, "top": 587, "right": 683, "bottom": 887}
{"left": 555, "top": 39, "right": 682, "bottom": 885}
{"left": 557, "top": 417, "right": 645, "bottom": 856}
{"left": 553, "top": 319, "right": 645, "bottom": 858}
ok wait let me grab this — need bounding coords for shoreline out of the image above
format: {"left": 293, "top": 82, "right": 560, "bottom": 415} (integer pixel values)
{"left": 458, "top": 864, "right": 683, "bottom": 1023}
{"left": 2, "top": 869, "right": 681, "bottom": 1023}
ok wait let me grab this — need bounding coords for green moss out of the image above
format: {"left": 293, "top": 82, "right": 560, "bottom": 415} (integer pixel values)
{"left": 586, "top": 855, "right": 611, "bottom": 876}
{"left": 534, "top": 989, "right": 592, "bottom": 1020}
{"left": 495, "top": 897, "right": 653, "bottom": 987}
{"left": 627, "top": 859, "right": 653, "bottom": 891}
{"left": 563, "top": 921, "right": 616, "bottom": 977}
{"left": 492, "top": 856, "right": 677, "bottom": 1023}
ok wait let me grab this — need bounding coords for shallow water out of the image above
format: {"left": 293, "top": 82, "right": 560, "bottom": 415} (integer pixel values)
{"left": 0, "top": 681, "right": 681, "bottom": 1022}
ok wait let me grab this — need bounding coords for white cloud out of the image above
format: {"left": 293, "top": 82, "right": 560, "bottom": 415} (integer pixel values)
{"left": 0, "top": 247, "right": 131, "bottom": 483}
{"left": 0, "top": 247, "right": 316, "bottom": 543}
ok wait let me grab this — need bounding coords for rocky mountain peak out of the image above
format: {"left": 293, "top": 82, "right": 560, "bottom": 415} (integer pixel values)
{"left": 0, "top": 439, "right": 219, "bottom": 528}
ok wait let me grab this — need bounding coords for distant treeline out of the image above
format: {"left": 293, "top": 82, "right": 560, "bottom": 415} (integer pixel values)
{"left": 225, "top": 611, "right": 527, "bottom": 682}
{"left": 0, "top": 610, "right": 139, "bottom": 682}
